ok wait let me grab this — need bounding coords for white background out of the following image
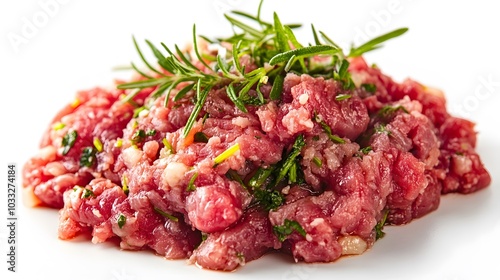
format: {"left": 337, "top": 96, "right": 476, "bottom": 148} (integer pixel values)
{"left": 1, "top": 0, "right": 499, "bottom": 279}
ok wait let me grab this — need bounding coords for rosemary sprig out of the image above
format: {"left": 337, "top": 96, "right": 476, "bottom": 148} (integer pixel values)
{"left": 118, "top": 0, "right": 408, "bottom": 139}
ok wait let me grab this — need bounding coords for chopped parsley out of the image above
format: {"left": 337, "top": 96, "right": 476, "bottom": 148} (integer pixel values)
{"left": 61, "top": 130, "right": 77, "bottom": 155}
{"left": 117, "top": 214, "right": 126, "bottom": 229}
{"left": 213, "top": 143, "right": 240, "bottom": 166}
{"left": 378, "top": 105, "right": 409, "bottom": 118}
{"left": 361, "top": 83, "right": 377, "bottom": 93}
{"left": 253, "top": 188, "right": 285, "bottom": 211}
{"left": 131, "top": 129, "right": 156, "bottom": 144}
{"left": 79, "top": 147, "right": 96, "bottom": 167}
{"left": 287, "top": 161, "right": 301, "bottom": 184}
{"left": 131, "top": 129, "right": 146, "bottom": 143}
{"left": 81, "top": 188, "right": 95, "bottom": 199}
{"left": 360, "top": 146, "right": 373, "bottom": 155}
{"left": 375, "top": 210, "right": 389, "bottom": 240}
{"left": 274, "top": 134, "right": 305, "bottom": 186}
{"left": 146, "top": 129, "right": 157, "bottom": 136}
{"left": 201, "top": 233, "right": 208, "bottom": 242}
{"left": 247, "top": 136, "right": 307, "bottom": 210}
{"left": 273, "top": 219, "right": 307, "bottom": 242}
{"left": 375, "top": 123, "right": 391, "bottom": 135}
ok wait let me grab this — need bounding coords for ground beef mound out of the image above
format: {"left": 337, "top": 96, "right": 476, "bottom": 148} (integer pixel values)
{"left": 23, "top": 56, "right": 491, "bottom": 271}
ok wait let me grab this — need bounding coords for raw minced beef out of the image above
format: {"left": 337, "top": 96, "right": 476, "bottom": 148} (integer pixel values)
{"left": 23, "top": 53, "right": 491, "bottom": 270}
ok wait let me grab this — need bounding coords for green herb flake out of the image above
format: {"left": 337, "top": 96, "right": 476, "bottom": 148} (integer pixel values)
{"left": 130, "top": 128, "right": 155, "bottom": 143}
{"left": 314, "top": 115, "right": 345, "bottom": 144}
{"left": 335, "top": 94, "right": 352, "bottom": 101}
{"left": 162, "top": 138, "right": 175, "bottom": 154}
{"left": 248, "top": 166, "right": 276, "bottom": 189}
{"left": 81, "top": 188, "right": 95, "bottom": 199}
{"left": 378, "top": 105, "right": 409, "bottom": 118}
{"left": 121, "top": 175, "right": 129, "bottom": 195}
{"left": 375, "top": 210, "right": 389, "bottom": 240}
{"left": 312, "top": 157, "right": 322, "bottom": 167}
{"left": 273, "top": 219, "right": 307, "bottom": 242}
{"left": 360, "top": 146, "right": 373, "bottom": 155}
{"left": 236, "top": 252, "right": 245, "bottom": 263}
{"left": 61, "top": 130, "right": 77, "bottom": 155}
{"left": 117, "top": 214, "right": 126, "bottom": 229}
{"left": 154, "top": 207, "right": 179, "bottom": 222}
{"left": 287, "top": 161, "right": 298, "bottom": 184}
{"left": 133, "top": 106, "right": 147, "bottom": 118}
{"left": 274, "top": 134, "right": 305, "bottom": 185}
{"left": 79, "top": 147, "right": 97, "bottom": 167}
{"left": 253, "top": 188, "right": 285, "bottom": 211}
{"left": 201, "top": 233, "right": 208, "bottom": 242}
{"left": 131, "top": 129, "right": 146, "bottom": 144}
{"left": 375, "top": 124, "right": 391, "bottom": 135}
{"left": 361, "top": 83, "right": 377, "bottom": 93}
{"left": 186, "top": 172, "right": 198, "bottom": 192}
{"left": 193, "top": 132, "right": 209, "bottom": 143}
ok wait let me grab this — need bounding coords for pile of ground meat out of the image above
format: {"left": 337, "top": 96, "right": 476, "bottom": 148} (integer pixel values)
{"left": 23, "top": 56, "right": 491, "bottom": 271}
